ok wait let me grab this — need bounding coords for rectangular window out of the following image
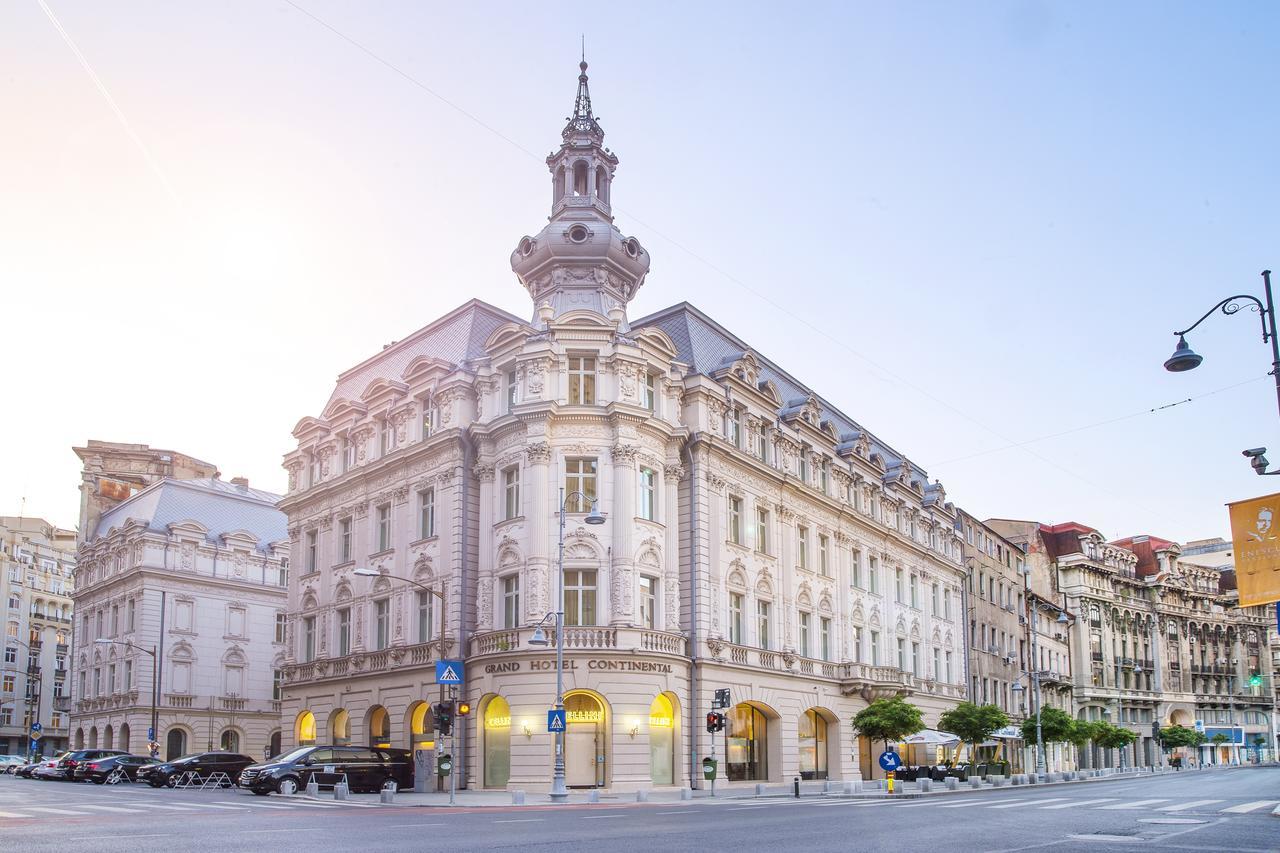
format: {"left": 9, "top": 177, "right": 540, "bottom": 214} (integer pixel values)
{"left": 755, "top": 422, "right": 768, "bottom": 462}
{"left": 799, "top": 449, "right": 809, "bottom": 483}
{"left": 340, "top": 517, "right": 352, "bottom": 562}
{"left": 726, "top": 407, "right": 741, "bottom": 448}
{"left": 503, "top": 466, "right": 520, "bottom": 520}
{"left": 819, "top": 458, "right": 829, "bottom": 493}
{"left": 375, "top": 599, "right": 390, "bottom": 650}
{"left": 870, "top": 630, "right": 881, "bottom": 665}
{"left": 377, "top": 503, "right": 392, "bottom": 551}
{"left": 820, "top": 617, "right": 831, "bottom": 661}
{"left": 755, "top": 506, "right": 770, "bottom": 554}
{"left": 273, "top": 669, "right": 283, "bottom": 701}
{"left": 851, "top": 549, "right": 862, "bottom": 588}
{"left": 909, "top": 574, "right": 919, "bottom": 609}
{"left": 418, "top": 591, "right": 435, "bottom": 643}
{"left": 638, "top": 576, "right": 657, "bottom": 629}
{"left": 421, "top": 397, "right": 437, "bottom": 439}
{"left": 943, "top": 589, "right": 951, "bottom": 621}
{"left": 108, "top": 663, "right": 117, "bottom": 693}
{"left": 309, "top": 453, "right": 321, "bottom": 487}
{"left": 799, "top": 611, "right": 811, "bottom": 657}
{"left": 419, "top": 488, "right": 435, "bottom": 539}
{"left": 303, "top": 616, "right": 316, "bottom": 662}
{"left": 797, "top": 526, "right": 809, "bottom": 570}
{"left": 818, "top": 534, "right": 829, "bottom": 577}
{"left": 343, "top": 437, "right": 355, "bottom": 472}
{"left": 639, "top": 467, "right": 657, "bottom": 521}
{"left": 895, "top": 567, "right": 904, "bottom": 603}
{"left": 506, "top": 366, "right": 519, "bottom": 412}
{"left": 337, "top": 608, "right": 350, "bottom": 657}
{"left": 306, "top": 531, "right": 318, "bottom": 572}
{"left": 854, "top": 626, "right": 864, "bottom": 662}
{"left": 565, "top": 458, "right": 598, "bottom": 512}
{"left": 868, "top": 556, "right": 879, "bottom": 594}
{"left": 728, "top": 496, "right": 743, "bottom": 545}
{"left": 127, "top": 598, "right": 136, "bottom": 631}
{"left": 896, "top": 637, "right": 906, "bottom": 671}
{"left": 642, "top": 371, "right": 657, "bottom": 412}
{"left": 756, "top": 600, "right": 771, "bottom": 650}
{"left": 563, "top": 570, "right": 597, "bottom": 626}
{"left": 274, "top": 613, "right": 287, "bottom": 643}
{"left": 502, "top": 575, "right": 520, "bottom": 629}
{"left": 379, "top": 418, "right": 395, "bottom": 456}
{"left": 729, "top": 592, "right": 744, "bottom": 644}
{"left": 110, "top": 604, "right": 119, "bottom": 636}
{"left": 911, "top": 642, "right": 920, "bottom": 676}
{"left": 933, "top": 647, "right": 941, "bottom": 680}
{"left": 567, "top": 355, "right": 596, "bottom": 405}
{"left": 931, "top": 583, "right": 940, "bottom": 616}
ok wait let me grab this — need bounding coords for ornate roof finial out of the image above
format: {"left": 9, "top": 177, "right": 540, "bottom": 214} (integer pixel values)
{"left": 565, "top": 51, "right": 602, "bottom": 138}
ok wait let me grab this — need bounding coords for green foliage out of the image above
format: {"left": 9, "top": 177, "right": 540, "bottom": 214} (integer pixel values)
{"left": 1066, "top": 719, "right": 1104, "bottom": 748}
{"left": 1157, "top": 725, "right": 1202, "bottom": 749}
{"left": 1094, "top": 723, "right": 1139, "bottom": 750}
{"left": 939, "top": 703, "right": 1010, "bottom": 748}
{"left": 1019, "top": 707, "right": 1074, "bottom": 745}
{"left": 1209, "top": 733, "right": 1230, "bottom": 746}
{"left": 851, "top": 697, "right": 925, "bottom": 748}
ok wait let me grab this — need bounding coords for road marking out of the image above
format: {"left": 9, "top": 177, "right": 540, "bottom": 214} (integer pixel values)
{"left": 582, "top": 814, "right": 624, "bottom": 819}
{"left": 75, "top": 804, "right": 149, "bottom": 813}
{"left": 112, "top": 803, "right": 201, "bottom": 810}
{"left": 1155, "top": 800, "right": 1223, "bottom": 812}
{"left": 1097, "top": 799, "right": 1168, "bottom": 810}
{"left": 0, "top": 810, "right": 33, "bottom": 818}
{"left": 213, "top": 800, "right": 293, "bottom": 810}
{"left": 269, "top": 801, "right": 344, "bottom": 809}
{"left": 494, "top": 818, "right": 543, "bottom": 823}
{"left": 70, "top": 835, "right": 171, "bottom": 841}
{"left": 24, "top": 807, "right": 89, "bottom": 815}
{"left": 239, "top": 828, "right": 323, "bottom": 834}
{"left": 726, "top": 806, "right": 766, "bottom": 810}
{"left": 987, "top": 799, "right": 1047, "bottom": 809}
{"left": 1220, "top": 800, "right": 1279, "bottom": 814}
{"left": 654, "top": 810, "right": 693, "bottom": 815}
{"left": 886, "top": 802, "right": 940, "bottom": 808}
{"left": 386, "top": 823, "right": 446, "bottom": 827}
{"left": 939, "top": 801, "right": 991, "bottom": 808}
{"left": 1040, "top": 798, "right": 1116, "bottom": 809}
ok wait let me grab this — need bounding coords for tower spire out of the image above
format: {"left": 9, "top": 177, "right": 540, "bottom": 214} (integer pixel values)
{"left": 565, "top": 57, "right": 602, "bottom": 138}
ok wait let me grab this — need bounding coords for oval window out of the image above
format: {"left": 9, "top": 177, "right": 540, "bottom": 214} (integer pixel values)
{"left": 518, "top": 237, "right": 535, "bottom": 257}
{"left": 625, "top": 238, "right": 641, "bottom": 258}
{"left": 568, "top": 225, "right": 590, "bottom": 244}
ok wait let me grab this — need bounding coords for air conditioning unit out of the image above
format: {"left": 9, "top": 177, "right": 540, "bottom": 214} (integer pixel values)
{"left": 1018, "top": 615, "right": 1027, "bottom": 625}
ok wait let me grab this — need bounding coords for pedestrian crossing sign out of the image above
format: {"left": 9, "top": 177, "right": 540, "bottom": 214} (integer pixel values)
{"left": 435, "top": 660, "right": 464, "bottom": 684}
{"left": 548, "top": 709, "right": 566, "bottom": 732}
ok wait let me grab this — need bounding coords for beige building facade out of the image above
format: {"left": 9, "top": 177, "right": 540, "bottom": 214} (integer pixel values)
{"left": 277, "top": 61, "right": 968, "bottom": 793}
{"left": 1, "top": 517, "right": 75, "bottom": 758}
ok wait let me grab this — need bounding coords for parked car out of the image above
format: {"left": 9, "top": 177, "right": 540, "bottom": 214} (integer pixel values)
{"left": 73, "top": 754, "right": 160, "bottom": 784}
{"left": 238, "top": 745, "right": 414, "bottom": 796}
{"left": 15, "top": 759, "right": 46, "bottom": 778}
{"left": 32, "top": 755, "right": 70, "bottom": 780}
{"left": 1, "top": 756, "right": 28, "bottom": 774}
{"left": 144, "top": 752, "right": 256, "bottom": 788}
{"left": 55, "top": 749, "right": 127, "bottom": 780}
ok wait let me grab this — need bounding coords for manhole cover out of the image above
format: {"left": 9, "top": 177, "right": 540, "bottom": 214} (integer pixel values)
{"left": 1138, "top": 818, "right": 1205, "bottom": 825}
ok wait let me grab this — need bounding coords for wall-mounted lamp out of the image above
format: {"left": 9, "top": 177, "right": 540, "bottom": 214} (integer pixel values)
{"left": 629, "top": 720, "right": 640, "bottom": 739}
{"left": 522, "top": 721, "right": 532, "bottom": 739}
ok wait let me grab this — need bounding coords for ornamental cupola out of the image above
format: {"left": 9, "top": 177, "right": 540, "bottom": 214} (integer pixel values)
{"left": 511, "top": 60, "right": 651, "bottom": 326}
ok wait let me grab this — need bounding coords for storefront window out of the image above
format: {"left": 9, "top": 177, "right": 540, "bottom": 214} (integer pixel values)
{"left": 484, "top": 696, "right": 511, "bottom": 788}
{"left": 368, "top": 706, "right": 390, "bottom": 748}
{"left": 798, "top": 709, "right": 828, "bottom": 780}
{"left": 725, "top": 703, "right": 768, "bottom": 781}
{"left": 649, "top": 694, "right": 674, "bottom": 785}
{"left": 295, "top": 711, "right": 316, "bottom": 746}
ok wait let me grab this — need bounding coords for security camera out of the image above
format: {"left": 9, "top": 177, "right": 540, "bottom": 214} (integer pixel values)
{"left": 1242, "top": 448, "right": 1268, "bottom": 458}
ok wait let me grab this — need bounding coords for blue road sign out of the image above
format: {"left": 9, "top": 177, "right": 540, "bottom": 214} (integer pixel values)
{"left": 30, "top": 722, "right": 42, "bottom": 733}
{"left": 148, "top": 727, "right": 155, "bottom": 741}
{"left": 435, "top": 660, "right": 464, "bottom": 685}
{"left": 547, "top": 709, "right": 567, "bottom": 733}
{"left": 878, "top": 750, "right": 902, "bottom": 772}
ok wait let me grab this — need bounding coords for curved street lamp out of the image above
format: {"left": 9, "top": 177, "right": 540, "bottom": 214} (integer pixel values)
{"left": 1165, "top": 269, "right": 1279, "bottom": 474}
{"left": 526, "top": 489, "right": 605, "bottom": 802}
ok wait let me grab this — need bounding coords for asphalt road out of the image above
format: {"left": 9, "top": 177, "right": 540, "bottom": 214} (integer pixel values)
{"left": 1, "top": 766, "right": 1277, "bottom": 852}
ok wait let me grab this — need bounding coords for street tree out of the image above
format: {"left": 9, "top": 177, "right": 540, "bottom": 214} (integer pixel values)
{"left": 851, "top": 696, "right": 924, "bottom": 752}
{"left": 1157, "top": 725, "right": 1201, "bottom": 750}
{"left": 939, "top": 702, "right": 1009, "bottom": 767}
{"left": 1019, "top": 706, "right": 1074, "bottom": 745}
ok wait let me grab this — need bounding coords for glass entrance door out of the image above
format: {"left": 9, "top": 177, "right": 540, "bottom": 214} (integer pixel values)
{"left": 564, "top": 693, "right": 605, "bottom": 787}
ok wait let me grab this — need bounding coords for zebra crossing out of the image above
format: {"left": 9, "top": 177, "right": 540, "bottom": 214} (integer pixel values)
{"left": 0, "top": 793, "right": 389, "bottom": 822}
{"left": 809, "top": 795, "right": 1279, "bottom": 816}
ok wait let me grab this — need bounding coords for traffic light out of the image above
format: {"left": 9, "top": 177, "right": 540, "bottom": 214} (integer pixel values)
{"left": 706, "top": 711, "right": 725, "bottom": 733}
{"left": 1248, "top": 671, "right": 1263, "bottom": 687}
{"left": 434, "top": 701, "right": 454, "bottom": 736}
{"left": 457, "top": 701, "right": 472, "bottom": 717}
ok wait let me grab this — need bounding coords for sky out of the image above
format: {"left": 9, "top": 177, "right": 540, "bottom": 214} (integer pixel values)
{"left": 1, "top": 1, "right": 1277, "bottom": 542}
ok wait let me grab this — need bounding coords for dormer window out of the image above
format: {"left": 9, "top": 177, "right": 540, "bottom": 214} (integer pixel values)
{"left": 505, "top": 366, "right": 519, "bottom": 413}
{"left": 568, "top": 355, "right": 596, "bottom": 405}
{"left": 798, "top": 448, "right": 810, "bottom": 483}
{"left": 379, "top": 419, "right": 395, "bottom": 456}
{"left": 642, "top": 371, "right": 657, "bottom": 413}
{"left": 754, "top": 421, "right": 769, "bottom": 462}
{"left": 342, "top": 437, "right": 355, "bottom": 473}
{"left": 422, "top": 396, "right": 438, "bottom": 438}
{"left": 725, "top": 406, "right": 741, "bottom": 448}
{"left": 309, "top": 453, "right": 321, "bottom": 487}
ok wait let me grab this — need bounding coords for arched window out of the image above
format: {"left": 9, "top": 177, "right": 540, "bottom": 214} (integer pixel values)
{"left": 268, "top": 731, "right": 282, "bottom": 758}
{"left": 296, "top": 710, "right": 317, "bottom": 746}
{"left": 798, "top": 709, "right": 828, "bottom": 780}
{"left": 573, "top": 161, "right": 589, "bottom": 196}
{"left": 331, "top": 708, "right": 350, "bottom": 745}
{"left": 483, "top": 696, "right": 511, "bottom": 788}
{"left": 220, "top": 729, "right": 240, "bottom": 753}
{"left": 595, "top": 165, "right": 609, "bottom": 203}
{"left": 553, "top": 165, "right": 566, "bottom": 204}
{"left": 368, "top": 706, "right": 390, "bottom": 748}
{"left": 649, "top": 694, "right": 675, "bottom": 785}
{"left": 165, "top": 728, "right": 186, "bottom": 761}
{"left": 724, "top": 703, "right": 769, "bottom": 781}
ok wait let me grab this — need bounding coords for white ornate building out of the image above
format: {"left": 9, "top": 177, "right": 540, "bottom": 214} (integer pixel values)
{"left": 71, "top": 477, "right": 288, "bottom": 761}
{"left": 278, "top": 61, "right": 969, "bottom": 792}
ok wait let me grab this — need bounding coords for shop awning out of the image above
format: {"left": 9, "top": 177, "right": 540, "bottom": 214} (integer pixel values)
{"left": 991, "top": 725, "right": 1024, "bottom": 740}
{"left": 904, "top": 728, "right": 961, "bottom": 746}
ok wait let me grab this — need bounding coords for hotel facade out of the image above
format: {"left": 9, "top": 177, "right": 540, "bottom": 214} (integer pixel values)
{"left": 277, "top": 62, "right": 970, "bottom": 793}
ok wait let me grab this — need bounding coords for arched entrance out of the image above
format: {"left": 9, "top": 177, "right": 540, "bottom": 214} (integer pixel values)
{"left": 118, "top": 723, "right": 130, "bottom": 753}
{"left": 330, "top": 708, "right": 350, "bottom": 745}
{"left": 268, "top": 731, "right": 282, "bottom": 758}
{"left": 725, "top": 702, "right": 771, "bottom": 781}
{"left": 483, "top": 695, "right": 511, "bottom": 788}
{"left": 367, "top": 706, "right": 390, "bottom": 748}
{"left": 407, "top": 701, "right": 434, "bottom": 751}
{"left": 798, "top": 709, "right": 830, "bottom": 780}
{"left": 295, "top": 710, "right": 316, "bottom": 746}
{"left": 104, "top": 724, "right": 114, "bottom": 749}
{"left": 89, "top": 726, "right": 98, "bottom": 748}
{"left": 564, "top": 691, "right": 608, "bottom": 788}
{"left": 166, "top": 728, "right": 187, "bottom": 761}
{"left": 1169, "top": 708, "right": 1193, "bottom": 727}
{"left": 220, "top": 729, "right": 240, "bottom": 753}
{"left": 649, "top": 693, "right": 676, "bottom": 785}
{"left": 74, "top": 728, "right": 84, "bottom": 749}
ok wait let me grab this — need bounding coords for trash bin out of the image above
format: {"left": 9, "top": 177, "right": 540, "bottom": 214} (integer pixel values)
{"left": 437, "top": 754, "right": 453, "bottom": 776}
{"left": 702, "top": 757, "right": 717, "bottom": 781}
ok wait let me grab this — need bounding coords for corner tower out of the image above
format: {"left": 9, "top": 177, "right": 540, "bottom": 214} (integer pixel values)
{"left": 511, "top": 61, "right": 651, "bottom": 325}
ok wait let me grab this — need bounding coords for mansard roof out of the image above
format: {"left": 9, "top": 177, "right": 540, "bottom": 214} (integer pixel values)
{"left": 90, "top": 477, "right": 286, "bottom": 553}
{"left": 631, "top": 301, "right": 930, "bottom": 487}
{"left": 324, "top": 299, "right": 529, "bottom": 411}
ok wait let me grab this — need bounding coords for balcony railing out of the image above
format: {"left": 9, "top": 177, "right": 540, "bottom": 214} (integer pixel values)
{"left": 285, "top": 639, "right": 450, "bottom": 685}
{"left": 468, "top": 627, "right": 688, "bottom": 659}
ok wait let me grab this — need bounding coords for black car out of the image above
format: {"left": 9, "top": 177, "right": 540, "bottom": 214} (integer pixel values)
{"left": 239, "top": 746, "right": 414, "bottom": 795}
{"left": 144, "top": 751, "right": 256, "bottom": 787}
{"left": 73, "top": 754, "right": 160, "bottom": 783}
{"left": 56, "top": 749, "right": 127, "bottom": 780}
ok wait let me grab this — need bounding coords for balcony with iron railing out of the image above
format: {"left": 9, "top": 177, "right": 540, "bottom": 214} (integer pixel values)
{"left": 469, "top": 626, "right": 688, "bottom": 659}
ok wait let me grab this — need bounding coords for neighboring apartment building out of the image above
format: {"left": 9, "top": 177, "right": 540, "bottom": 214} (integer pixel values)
{"left": 74, "top": 440, "right": 220, "bottom": 543}
{"left": 0, "top": 517, "right": 75, "bottom": 758}
{"left": 957, "top": 511, "right": 1027, "bottom": 770}
{"left": 70, "top": 477, "right": 288, "bottom": 761}
{"left": 277, "top": 61, "right": 969, "bottom": 793}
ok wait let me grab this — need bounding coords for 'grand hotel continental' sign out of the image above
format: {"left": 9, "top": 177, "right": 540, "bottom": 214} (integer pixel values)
{"left": 484, "top": 659, "right": 676, "bottom": 674}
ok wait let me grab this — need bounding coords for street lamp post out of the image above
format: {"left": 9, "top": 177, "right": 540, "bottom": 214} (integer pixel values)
{"left": 527, "top": 489, "right": 605, "bottom": 803}
{"left": 95, "top": 639, "right": 158, "bottom": 758}
{"left": 11, "top": 638, "right": 42, "bottom": 761}
{"left": 1164, "top": 269, "right": 1280, "bottom": 474}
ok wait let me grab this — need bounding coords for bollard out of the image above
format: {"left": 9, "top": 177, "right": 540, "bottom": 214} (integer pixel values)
{"left": 305, "top": 779, "right": 319, "bottom": 797}
{"left": 945, "top": 777, "right": 959, "bottom": 790}
{"left": 334, "top": 781, "right": 349, "bottom": 801}
{"left": 886, "top": 772, "right": 895, "bottom": 795}
{"left": 680, "top": 788, "right": 692, "bottom": 801}
{"left": 843, "top": 780, "right": 862, "bottom": 794}
{"left": 794, "top": 776, "right": 801, "bottom": 798}
{"left": 381, "top": 788, "right": 395, "bottom": 804}
{"left": 512, "top": 790, "right": 525, "bottom": 805}
{"left": 755, "top": 783, "right": 767, "bottom": 796}
{"left": 587, "top": 790, "right": 599, "bottom": 803}
{"left": 969, "top": 777, "right": 982, "bottom": 789}
{"left": 636, "top": 790, "right": 649, "bottom": 803}
{"left": 992, "top": 777, "right": 1006, "bottom": 788}
{"left": 917, "top": 778, "right": 931, "bottom": 792}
